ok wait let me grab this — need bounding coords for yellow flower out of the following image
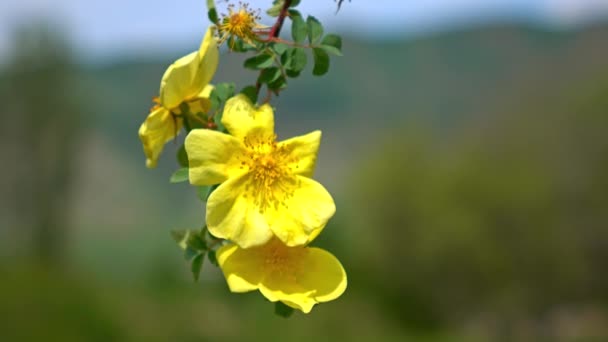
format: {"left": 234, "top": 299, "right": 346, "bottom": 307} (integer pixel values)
{"left": 138, "top": 26, "right": 219, "bottom": 168}
{"left": 218, "top": 3, "right": 265, "bottom": 45}
{"left": 217, "top": 238, "right": 347, "bottom": 313}
{"left": 185, "top": 94, "right": 336, "bottom": 248}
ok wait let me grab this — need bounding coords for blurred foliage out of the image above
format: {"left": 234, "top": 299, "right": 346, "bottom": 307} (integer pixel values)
{"left": 0, "top": 22, "right": 84, "bottom": 263}
{"left": 345, "top": 73, "right": 608, "bottom": 340}
{"left": 1, "top": 19, "right": 608, "bottom": 341}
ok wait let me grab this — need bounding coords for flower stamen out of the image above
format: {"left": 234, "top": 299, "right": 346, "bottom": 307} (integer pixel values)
{"left": 240, "top": 134, "right": 299, "bottom": 212}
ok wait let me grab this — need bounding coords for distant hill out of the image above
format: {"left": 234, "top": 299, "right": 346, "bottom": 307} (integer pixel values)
{"left": 81, "top": 22, "right": 608, "bottom": 153}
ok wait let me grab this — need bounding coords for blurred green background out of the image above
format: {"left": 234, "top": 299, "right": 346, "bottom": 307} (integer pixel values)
{"left": 1, "top": 0, "right": 608, "bottom": 341}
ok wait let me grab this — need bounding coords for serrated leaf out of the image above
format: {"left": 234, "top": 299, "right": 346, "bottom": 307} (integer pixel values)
{"left": 244, "top": 53, "right": 274, "bottom": 70}
{"left": 291, "top": 12, "right": 307, "bottom": 44}
{"left": 274, "top": 301, "right": 295, "bottom": 318}
{"left": 191, "top": 253, "right": 204, "bottom": 281}
{"left": 312, "top": 48, "right": 330, "bottom": 76}
{"left": 306, "top": 16, "right": 323, "bottom": 44}
{"left": 258, "top": 67, "right": 282, "bottom": 84}
{"left": 170, "top": 168, "right": 189, "bottom": 183}
{"left": 240, "top": 85, "right": 259, "bottom": 104}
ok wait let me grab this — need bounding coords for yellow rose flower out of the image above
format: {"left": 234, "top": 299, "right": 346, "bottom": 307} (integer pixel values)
{"left": 217, "top": 238, "right": 347, "bottom": 313}
{"left": 138, "top": 26, "right": 219, "bottom": 168}
{"left": 185, "top": 94, "right": 336, "bottom": 248}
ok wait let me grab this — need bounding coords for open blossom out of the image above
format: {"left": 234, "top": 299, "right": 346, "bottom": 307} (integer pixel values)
{"left": 138, "top": 26, "right": 219, "bottom": 168}
{"left": 217, "top": 238, "right": 347, "bottom": 313}
{"left": 218, "top": 3, "right": 266, "bottom": 45}
{"left": 185, "top": 94, "right": 335, "bottom": 248}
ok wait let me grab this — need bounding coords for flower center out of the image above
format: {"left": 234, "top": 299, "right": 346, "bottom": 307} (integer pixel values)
{"left": 261, "top": 240, "right": 306, "bottom": 280}
{"left": 219, "top": 3, "right": 261, "bottom": 43}
{"left": 241, "top": 134, "right": 299, "bottom": 212}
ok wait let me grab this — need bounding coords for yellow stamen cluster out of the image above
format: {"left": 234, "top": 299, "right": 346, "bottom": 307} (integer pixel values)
{"left": 218, "top": 3, "right": 263, "bottom": 45}
{"left": 241, "top": 134, "right": 299, "bottom": 212}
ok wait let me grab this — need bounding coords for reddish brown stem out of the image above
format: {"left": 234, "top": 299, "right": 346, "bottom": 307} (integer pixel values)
{"left": 256, "top": 0, "right": 293, "bottom": 97}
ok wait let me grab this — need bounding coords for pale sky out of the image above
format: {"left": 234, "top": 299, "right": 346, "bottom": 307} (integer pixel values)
{"left": 1, "top": 0, "right": 607, "bottom": 61}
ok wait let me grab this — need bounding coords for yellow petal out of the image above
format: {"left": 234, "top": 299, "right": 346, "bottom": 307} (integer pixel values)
{"left": 160, "top": 27, "right": 219, "bottom": 109}
{"left": 279, "top": 130, "right": 322, "bottom": 178}
{"left": 258, "top": 246, "right": 346, "bottom": 313}
{"left": 221, "top": 94, "right": 274, "bottom": 140}
{"left": 206, "top": 174, "right": 274, "bottom": 248}
{"left": 138, "top": 107, "right": 182, "bottom": 168}
{"left": 159, "top": 51, "right": 199, "bottom": 110}
{"left": 267, "top": 176, "right": 336, "bottom": 246}
{"left": 185, "top": 129, "right": 245, "bottom": 185}
{"left": 216, "top": 244, "right": 263, "bottom": 292}
{"left": 296, "top": 247, "right": 347, "bottom": 303}
{"left": 217, "top": 240, "right": 347, "bottom": 313}
{"left": 191, "top": 27, "right": 219, "bottom": 97}
{"left": 186, "top": 84, "right": 215, "bottom": 114}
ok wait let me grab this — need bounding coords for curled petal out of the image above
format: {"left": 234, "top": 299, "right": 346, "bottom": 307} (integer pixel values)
{"left": 160, "top": 27, "right": 219, "bottom": 109}
{"left": 138, "top": 107, "right": 181, "bottom": 168}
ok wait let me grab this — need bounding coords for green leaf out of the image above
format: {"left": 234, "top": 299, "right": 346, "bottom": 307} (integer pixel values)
{"left": 187, "top": 233, "right": 207, "bottom": 251}
{"left": 291, "top": 12, "right": 307, "bottom": 44}
{"left": 184, "top": 247, "right": 199, "bottom": 261}
{"left": 196, "top": 186, "right": 211, "bottom": 202}
{"left": 240, "top": 85, "right": 258, "bottom": 104}
{"left": 207, "top": 249, "right": 219, "bottom": 267}
{"left": 274, "top": 302, "right": 295, "bottom": 318}
{"left": 206, "top": 0, "right": 219, "bottom": 24}
{"left": 258, "top": 67, "right": 282, "bottom": 84}
{"left": 289, "top": 0, "right": 301, "bottom": 7}
{"left": 213, "top": 83, "right": 235, "bottom": 102}
{"left": 191, "top": 253, "right": 204, "bottom": 281}
{"left": 177, "top": 144, "right": 188, "bottom": 168}
{"left": 170, "top": 168, "right": 189, "bottom": 183}
{"left": 322, "top": 34, "right": 342, "bottom": 50}
{"left": 290, "top": 48, "right": 307, "bottom": 72}
{"left": 170, "top": 229, "right": 190, "bottom": 250}
{"left": 210, "top": 82, "right": 235, "bottom": 111}
{"left": 321, "top": 34, "right": 343, "bottom": 56}
{"left": 271, "top": 43, "right": 289, "bottom": 55}
{"left": 312, "top": 48, "right": 330, "bottom": 76}
{"left": 267, "top": 1, "right": 283, "bottom": 17}
{"left": 244, "top": 53, "right": 274, "bottom": 70}
{"left": 268, "top": 75, "right": 287, "bottom": 92}
{"left": 306, "top": 16, "right": 323, "bottom": 44}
